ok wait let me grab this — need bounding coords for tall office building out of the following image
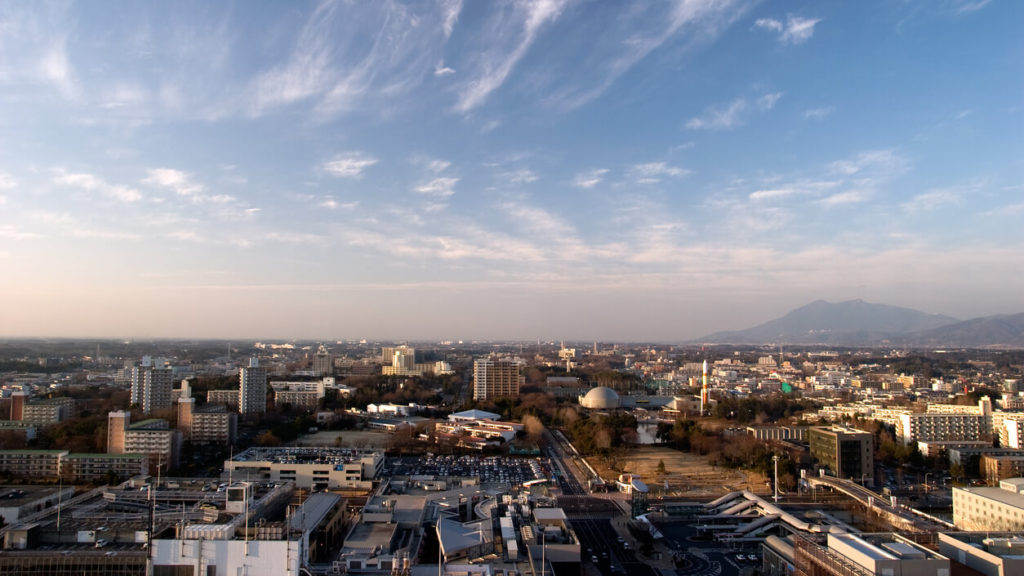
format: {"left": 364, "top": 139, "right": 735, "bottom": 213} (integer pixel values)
{"left": 473, "top": 358, "right": 522, "bottom": 401}
{"left": 130, "top": 364, "right": 174, "bottom": 414}
{"left": 239, "top": 357, "right": 267, "bottom": 415}
{"left": 312, "top": 344, "right": 333, "bottom": 376}
{"left": 808, "top": 426, "right": 874, "bottom": 484}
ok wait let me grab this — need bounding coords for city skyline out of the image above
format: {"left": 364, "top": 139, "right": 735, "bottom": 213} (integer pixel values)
{"left": 0, "top": 1, "right": 1021, "bottom": 341}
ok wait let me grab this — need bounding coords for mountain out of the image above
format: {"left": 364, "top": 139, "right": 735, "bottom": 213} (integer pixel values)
{"left": 903, "top": 313, "right": 1024, "bottom": 348}
{"left": 701, "top": 299, "right": 960, "bottom": 345}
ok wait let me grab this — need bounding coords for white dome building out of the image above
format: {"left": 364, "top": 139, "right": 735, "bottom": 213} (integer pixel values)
{"left": 579, "top": 386, "right": 621, "bottom": 409}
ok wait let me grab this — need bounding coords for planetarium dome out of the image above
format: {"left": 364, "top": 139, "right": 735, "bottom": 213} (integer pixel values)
{"left": 580, "top": 386, "right": 621, "bottom": 409}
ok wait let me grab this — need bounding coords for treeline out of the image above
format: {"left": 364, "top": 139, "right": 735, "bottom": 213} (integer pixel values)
{"left": 711, "top": 395, "right": 818, "bottom": 424}
{"left": 566, "top": 413, "right": 638, "bottom": 456}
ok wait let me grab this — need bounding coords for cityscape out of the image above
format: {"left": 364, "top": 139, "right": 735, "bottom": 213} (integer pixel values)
{"left": 1, "top": 2, "right": 1022, "bottom": 576}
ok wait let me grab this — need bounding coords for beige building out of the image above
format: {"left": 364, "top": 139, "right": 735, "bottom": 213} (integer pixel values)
{"left": 207, "top": 388, "right": 240, "bottom": 408}
{"left": 224, "top": 447, "right": 383, "bottom": 490}
{"left": 61, "top": 453, "right": 148, "bottom": 482}
{"left": 939, "top": 533, "right": 1024, "bottom": 576}
{"left": 473, "top": 358, "right": 522, "bottom": 401}
{"left": 178, "top": 398, "right": 237, "bottom": 445}
{"left": 953, "top": 478, "right": 1024, "bottom": 531}
{"left": 20, "top": 397, "right": 75, "bottom": 424}
{"left": 107, "top": 411, "right": 181, "bottom": 471}
{"left": 0, "top": 450, "right": 147, "bottom": 482}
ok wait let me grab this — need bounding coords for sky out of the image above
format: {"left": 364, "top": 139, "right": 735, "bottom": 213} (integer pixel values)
{"left": 0, "top": 0, "right": 1021, "bottom": 342}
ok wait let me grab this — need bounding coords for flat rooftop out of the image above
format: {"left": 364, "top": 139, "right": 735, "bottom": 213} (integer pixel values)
{"left": 228, "top": 447, "right": 380, "bottom": 465}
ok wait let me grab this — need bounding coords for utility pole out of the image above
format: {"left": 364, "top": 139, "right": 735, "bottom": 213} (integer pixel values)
{"left": 773, "top": 455, "right": 781, "bottom": 504}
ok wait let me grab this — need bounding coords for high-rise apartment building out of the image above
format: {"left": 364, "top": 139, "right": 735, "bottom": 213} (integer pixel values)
{"left": 473, "top": 358, "right": 522, "bottom": 401}
{"left": 130, "top": 363, "right": 174, "bottom": 414}
{"left": 312, "top": 344, "right": 333, "bottom": 377}
{"left": 239, "top": 357, "right": 267, "bottom": 415}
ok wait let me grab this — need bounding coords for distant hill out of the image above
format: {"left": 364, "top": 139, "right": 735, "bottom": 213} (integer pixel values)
{"left": 902, "top": 313, "right": 1024, "bottom": 348}
{"left": 701, "top": 299, "right": 960, "bottom": 345}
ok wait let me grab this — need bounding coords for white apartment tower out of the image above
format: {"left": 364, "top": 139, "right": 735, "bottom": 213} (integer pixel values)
{"left": 130, "top": 363, "right": 174, "bottom": 415}
{"left": 239, "top": 357, "right": 267, "bottom": 415}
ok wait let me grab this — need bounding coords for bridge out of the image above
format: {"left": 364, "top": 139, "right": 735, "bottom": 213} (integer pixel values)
{"left": 804, "top": 475, "right": 955, "bottom": 533}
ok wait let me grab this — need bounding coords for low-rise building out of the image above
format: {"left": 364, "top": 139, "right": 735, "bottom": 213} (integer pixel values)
{"left": 938, "top": 532, "right": 1024, "bottom": 576}
{"left": 207, "top": 388, "right": 240, "bottom": 408}
{"left": 19, "top": 397, "right": 75, "bottom": 424}
{"left": 224, "top": 447, "right": 383, "bottom": 490}
{"left": 178, "top": 398, "right": 237, "bottom": 445}
{"left": 954, "top": 478, "right": 1024, "bottom": 531}
{"left": 107, "top": 411, "right": 181, "bottom": 472}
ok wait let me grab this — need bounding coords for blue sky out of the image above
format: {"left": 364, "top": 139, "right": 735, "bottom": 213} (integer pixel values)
{"left": 0, "top": 0, "right": 1021, "bottom": 341}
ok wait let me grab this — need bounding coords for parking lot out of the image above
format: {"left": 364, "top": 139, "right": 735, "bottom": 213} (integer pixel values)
{"left": 383, "top": 455, "right": 546, "bottom": 485}
{"left": 655, "top": 520, "right": 759, "bottom": 576}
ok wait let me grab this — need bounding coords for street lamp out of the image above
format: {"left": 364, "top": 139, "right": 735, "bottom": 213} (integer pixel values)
{"left": 924, "top": 473, "right": 931, "bottom": 497}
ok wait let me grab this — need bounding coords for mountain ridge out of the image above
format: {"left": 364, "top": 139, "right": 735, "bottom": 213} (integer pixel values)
{"left": 700, "top": 299, "right": 965, "bottom": 346}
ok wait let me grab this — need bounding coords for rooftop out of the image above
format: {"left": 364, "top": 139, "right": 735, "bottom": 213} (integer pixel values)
{"left": 229, "top": 446, "right": 379, "bottom": 465}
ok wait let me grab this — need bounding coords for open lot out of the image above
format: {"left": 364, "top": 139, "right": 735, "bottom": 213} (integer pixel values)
{"left": 287, "top": 429, "right": 392, "bottom": 448}
{"left": 591, "top": 445, "right": 770, "bottom": 498}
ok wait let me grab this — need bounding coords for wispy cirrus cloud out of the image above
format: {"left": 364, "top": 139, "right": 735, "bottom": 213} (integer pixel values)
{"left": 53, "top": 170, "right": 141, "bottom": 202}
{"left": 502, "top": 169, "right": 539, "bottom": 185}
{"left": 686, "top": 92, "right": 782, "bottom": 130}
{"left": 453, "top": 0, "right": 569, "bottom": 112}
{"left": 804, "top": 106, "right": 834, "bottom": 120}
{"left": 755, "top": 15, "right": 821, "bottom": 45}
{"left": 540, "top": 0, "right": 754, "bottom": 110}
{"left": 573, "top": 168, "right": 610, "bottom": 189}
{"left": 323, "top": 153, "right": 378, "bottom": 179}
{"left": 250, "top": 1, "right": 463, "bottom": 118}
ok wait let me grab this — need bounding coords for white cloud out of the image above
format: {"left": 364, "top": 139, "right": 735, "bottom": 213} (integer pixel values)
{"left": 749, "top": 188, "right": 797, "bottom": 201}
{"left": 630, "top": 162, "right": 691, "bottom": 184}
{"left": 756, "top": 15, "right": 821, "bottom": 45}
{"left": 143, "top": 168, "right": 204, "bottom": 196}
{"left": 781, "top": 16, "right": 821, "bottom": 44}
{"left": 320, "top": 198, "right": 359, "bottom": 210}
{"left": 454, "top": 0, "right": 569, "bottom": 112}
{"left": 955, "top": 0, "right": 991, "bottom": 14}
{"left": 754, "top": 18, "right": 783, "bottom": 32}
{"left": 503, "top": 169, "right": 539, "bottom": 185}
{"left": 804, "top": 106, "right": 834, "bottom": 120}
{"left": 573, "top": 168, "right": 610, "bottom": 189}
{"left": 323, "top": 153, "right": 378, "bottom": 178}
{"left": 686, "top": 92, "right": 781, "bottom": 130}
{"left": 0, "top": 225, "right": 41, "bottom": 240}
{"left": 819, "top": 190, "right": 868, "bottom": 207}
{"left": 427, "top": 159, "right": 452, "bottom": 173}
{"left": 414, "top": 177, "right": 459, "bottom": 197}
{"left": 902, "top": 189, "right": 961, "bottom": 212}
{"left": 434, "top": 62, "right": 455, "bottom": 76}
{"left": 53, "top": 171, "right": 142, "bottom": 202}
{"left": 542, "top": 0, "right": 754, "bottom": 110}
{"left": 39, "top": 39, "right": 79, "bottom": 99}
{"left": 441, "top": 0, "right": 463, "bottom": 39}
{"left": 827, "top": 149, "right": 907, "bottom": 176}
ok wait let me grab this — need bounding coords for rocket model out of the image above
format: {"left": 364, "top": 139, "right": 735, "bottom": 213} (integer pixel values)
{"left": 700, "top": 359, "right": 710, "bottom": 416}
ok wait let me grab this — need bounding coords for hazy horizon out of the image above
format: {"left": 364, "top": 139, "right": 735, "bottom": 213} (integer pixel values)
{"left": 1, "top": 1, "right": 1021, "bottom": 342}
